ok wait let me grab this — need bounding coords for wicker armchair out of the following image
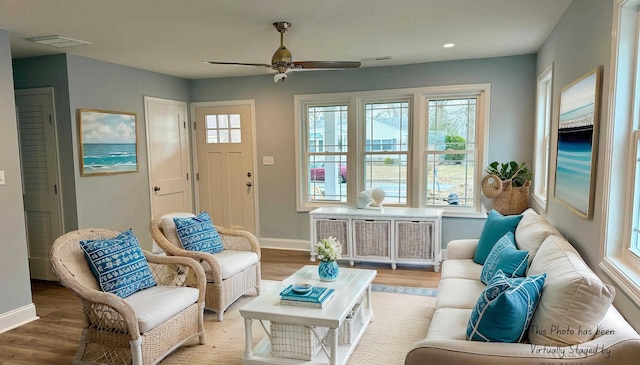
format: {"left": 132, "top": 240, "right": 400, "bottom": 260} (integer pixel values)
{"left": 50, "top": 228, "right": 206, "bottom": 365}
{"left": 149, "top": 213, "right": 261, "bottom": 321}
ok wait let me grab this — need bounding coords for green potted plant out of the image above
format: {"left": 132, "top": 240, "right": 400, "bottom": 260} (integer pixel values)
{"left": 485, "top": 161, "right": 532, "bottom": 187}
{"left": 482, "top": 161, "right": 532, "bottom": 215}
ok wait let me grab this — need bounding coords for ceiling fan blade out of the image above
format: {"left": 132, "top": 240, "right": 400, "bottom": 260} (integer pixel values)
{"left": 205, "top": 61, "right": 273, "bottom": 68}
{"left": 292, "top": 61, "right": 361, "bottom": 69}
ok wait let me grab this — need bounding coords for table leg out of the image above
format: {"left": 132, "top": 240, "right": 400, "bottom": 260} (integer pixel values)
{"left": 367, "top": 285, "right": 373, "bottom": 322}
{"left": 244, "top": 318, "right": 253, "bottom": 358}
{"left": 329, "top": 327, "right": 338, "bottom": 365}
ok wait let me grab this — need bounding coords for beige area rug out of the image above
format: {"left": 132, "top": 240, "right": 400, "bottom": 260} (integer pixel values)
{"left": 161, "top": 281, "right": 435, "bottom": 365}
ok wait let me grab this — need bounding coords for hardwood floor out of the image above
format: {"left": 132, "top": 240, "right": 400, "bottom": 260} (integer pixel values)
{"left": 0, "top": 248, "right": 440, "bottom": 364}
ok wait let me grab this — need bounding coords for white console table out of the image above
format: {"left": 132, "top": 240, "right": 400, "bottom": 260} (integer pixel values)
{"left": 309, "top": 207, "right": 443, "bottom": 271}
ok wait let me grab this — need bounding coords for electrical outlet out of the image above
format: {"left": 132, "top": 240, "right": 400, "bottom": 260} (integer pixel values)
{"left": 263, "top": 156, "right": 275, "bottom": 165}
{"left": 0, "top": 170, "right": 5, "bottom": 185}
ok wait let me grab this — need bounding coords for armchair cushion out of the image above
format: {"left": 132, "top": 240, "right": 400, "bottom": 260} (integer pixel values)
{"left": 80, "top": 229, "right": 157, "bottom": 298}
{"left": 201, "top": 250, "right": 259, "bottom": 280}
{"left": 160, "top": 212, "right": 196, "bottom": 247}
{"left": 123, "top": 285, "right": 200, "bottom": 332}
{"left": 173, "top": 211, "right": 224, "bottom": 254}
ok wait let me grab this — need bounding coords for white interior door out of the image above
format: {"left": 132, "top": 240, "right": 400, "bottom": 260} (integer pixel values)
{"left": 194, "top": 103, "right": 256, "bottom": 233}
{"left": 15, "top": 88, "right": 63, "bottom": 281}
{"left": 145, "top": 97, "right": 193, "bottom": 229}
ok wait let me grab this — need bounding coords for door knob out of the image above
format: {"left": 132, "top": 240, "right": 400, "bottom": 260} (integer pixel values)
{"left": 246, "top": 182, "right": 252, "bottom": 187}
{"left": 153, "top": 186, "right": 161, "bottom": 192}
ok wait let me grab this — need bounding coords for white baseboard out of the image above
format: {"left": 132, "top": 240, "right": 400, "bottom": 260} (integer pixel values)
{"left": 0, "top": 303, "right": 39, "bottom": 334}
{"left": 258, "top": 237, "right": 310, "bottom": 251}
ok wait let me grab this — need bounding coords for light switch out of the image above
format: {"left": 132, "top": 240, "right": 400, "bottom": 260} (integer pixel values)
{"left": 263, "top": 156, "right": 275, "bottom": 165}
{"left": 0, "top": 170, "right": 5, "bottom": 185}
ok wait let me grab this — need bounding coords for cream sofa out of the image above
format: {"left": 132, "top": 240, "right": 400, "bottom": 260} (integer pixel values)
{"left": 405, "top": 209, "right": 640, "bottom": 365}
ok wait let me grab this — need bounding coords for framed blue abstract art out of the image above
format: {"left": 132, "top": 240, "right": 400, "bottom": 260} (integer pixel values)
{"left": 554, "top": 66, "right": 602, "bottom": 218}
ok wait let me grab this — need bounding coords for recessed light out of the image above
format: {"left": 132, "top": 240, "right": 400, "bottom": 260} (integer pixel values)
{"left": 443, "top": 43, "right": 455, "bottom": 48}
{"left": 26, "top": 35, "right": 91, "bottom": 48}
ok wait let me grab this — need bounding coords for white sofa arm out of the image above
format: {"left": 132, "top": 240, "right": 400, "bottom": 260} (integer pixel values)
{"left": 446, "top": 239, "right": 478, "bottom": 260}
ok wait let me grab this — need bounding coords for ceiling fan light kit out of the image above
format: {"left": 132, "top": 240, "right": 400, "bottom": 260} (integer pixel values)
{"left": 206, "top": 21, "right": 361, "bottom": 82}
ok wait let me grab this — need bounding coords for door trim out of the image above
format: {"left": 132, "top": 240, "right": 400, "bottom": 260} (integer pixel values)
{"left": 189, "top": 99, "right": 259, "bottom": 236}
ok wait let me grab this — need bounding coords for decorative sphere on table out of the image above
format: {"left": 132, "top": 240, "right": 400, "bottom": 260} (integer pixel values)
{"left": 357, "top": 190, "right": 373, "bottom": 209}
{"left": 370, "top": 188, "right": 386, "bottom": 206}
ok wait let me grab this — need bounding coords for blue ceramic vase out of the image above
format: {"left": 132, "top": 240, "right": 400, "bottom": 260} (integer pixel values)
{"left": 318, "top": 260, "right": 339, "bottom": 281}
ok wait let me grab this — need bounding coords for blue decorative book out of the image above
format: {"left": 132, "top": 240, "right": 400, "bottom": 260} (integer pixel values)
{"left": 279, "top": 285, "right": 335, "bottom": 305}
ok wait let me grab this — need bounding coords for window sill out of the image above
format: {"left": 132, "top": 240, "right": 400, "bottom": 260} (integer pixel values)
{"left": 600, "top": 256, "right": 640, "bottom": 307}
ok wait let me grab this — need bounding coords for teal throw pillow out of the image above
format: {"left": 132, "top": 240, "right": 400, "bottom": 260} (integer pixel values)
{"left": 80, "top": 229, "right": 157, "bottom": 298}
{"left": 173, "top": 211, "right": 224, "bottom": 254}
{"left": 467, "top": 270, "right": 546, "bottom": 343}
{"left": 480, "top": 232, "right": 529, "bottom": 284}
{"left": 474, "top": 210, "right": 523, "bottom": 264}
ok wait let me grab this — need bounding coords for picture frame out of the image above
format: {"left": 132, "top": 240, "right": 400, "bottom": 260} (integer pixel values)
{"left": 553, "top": 66, "right": 602, "bottom": 218}
{"left": 77, "top": 109, "right": 138, "bottom": 176}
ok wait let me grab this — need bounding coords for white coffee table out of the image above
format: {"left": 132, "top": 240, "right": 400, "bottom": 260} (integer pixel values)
{"left": 240, "top": 265, "right": 376, "bottom": 365}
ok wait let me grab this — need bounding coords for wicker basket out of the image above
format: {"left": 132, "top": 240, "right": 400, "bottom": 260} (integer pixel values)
{"left": 482, "top": 174, "right": 530, "bottom": 215}
{"left": 337, "top": 301, "right": 365, "bottom": 345}
{"left": 270, "top": 322, "right": 329, "bottom": 360}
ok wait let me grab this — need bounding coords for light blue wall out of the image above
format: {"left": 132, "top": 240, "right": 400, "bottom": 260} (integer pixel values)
{"left": 65, "top": 55, "right": 190, "bottom": 248}
{"left": 190, "top": 55, "right": 538, "bottom": 244}
{"left": 0, "top": 30, "right": 32, "bottom": 314}
{"left": 536, "top": 0, "right": 640, "bottom": 329}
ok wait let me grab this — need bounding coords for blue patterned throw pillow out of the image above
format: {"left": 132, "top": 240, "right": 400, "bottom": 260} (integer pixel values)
{"left": 80, "top": 229, "right": 157, "bottom": 298}
{"left": 173, "top": 211, "right": 224, "bottom": 254}
{"left": 474, "top": 210, "right": 523, "bottom": 264}
{"left": 480, "top": 232, "right": 529, "bottom": 284}
{"left": 467, "top": 270, "right": 546, "bottom": 343}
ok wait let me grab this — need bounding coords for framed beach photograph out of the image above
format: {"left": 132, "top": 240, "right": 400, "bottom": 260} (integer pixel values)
{"left": 554, "top": 66, "right": 602, "bottom": 218}
{"left": 77, "top": 109, "right": 138, "bottom": 176}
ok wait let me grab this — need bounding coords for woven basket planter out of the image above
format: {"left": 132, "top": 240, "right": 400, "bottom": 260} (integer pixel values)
{"left": 482, "top": 174, "right": 530, "bottom": 215}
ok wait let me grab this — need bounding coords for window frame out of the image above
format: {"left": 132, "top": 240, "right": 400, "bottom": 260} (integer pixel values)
{"left": 533, "top": 65, "right": 554, "bottom": 209}
{"left": 601, "top": 0, "right": 640, "bottom": 307}
{"left": 294, "top": 84, "right": 490, "bottom": 218}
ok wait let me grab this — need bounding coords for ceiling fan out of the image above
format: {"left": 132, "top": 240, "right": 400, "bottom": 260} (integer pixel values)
{"left": 205, "top": 21, "right": 361, "bottom": 82}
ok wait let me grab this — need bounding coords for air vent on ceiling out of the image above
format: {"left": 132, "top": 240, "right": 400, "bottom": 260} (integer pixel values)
{"left": 26, "top": 35, "right": 91, "bottom": 48}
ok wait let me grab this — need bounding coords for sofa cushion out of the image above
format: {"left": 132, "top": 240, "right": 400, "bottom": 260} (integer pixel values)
{"left": 160, "top": 212, "right": 196, "bottom": 247}
{"left": 527, "top": 235, "right": 615, "bottom": 346}
{"left": 123, "top": 285, "right": 199, "bottom": 333}
{"left": 467, "top": 270, "right": 546, "bottom": 343}
{"left": 201, "top": 250, "right": 259, "bottom": 280}
{"left": 80, "top": 229, "right": 157, "bottom": 298}
{"left": 436, "top": 278, "right": 486, "bottom": 309}
{"left": 174, "top": 211, "right": 224, "bottom": 254}
{"left": 480, "top": 232, "right": 528, "bottom": 284}
{"left": 474, "top": 210, "right": 523, "bottom": 264}
{"left": 515, "top": 208, "right": 561, "bottom": 264}
{"left": 440, "top": 259, "right": 483, "bottom": 280}
{"left": 426, "top": 307, "right": 473, "bottom": 341}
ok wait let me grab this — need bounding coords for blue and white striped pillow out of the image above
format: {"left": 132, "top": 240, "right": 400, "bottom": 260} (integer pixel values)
{"left": 173, "top": 211, "right": 224, "bottom": 254}
{"left": 467, "top": 270, "right": 546, "bottom": 343}
{"left": 80, "top": 229, "right": 157, "bottom": 298}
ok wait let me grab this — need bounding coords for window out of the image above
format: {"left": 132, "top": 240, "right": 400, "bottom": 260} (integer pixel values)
{"left": 364, "top": 101, "right": 409, "bottom": 205}
{"left": 425, "top": 98, "right": 477, "bottom": 208}
{"left": 206, "top": 113, "right": 241, "bottom": 143}
{"left": 305, "top": 104, "right": 348, "bottom": 203}
{"left": 295, "top": 85, "right": 489, "bottom": 216}
{"left": 601, "top": 0, "right": 640, "bottom": 306}
{"left": 533, "top": 66, "right": 553, "bottom": 208}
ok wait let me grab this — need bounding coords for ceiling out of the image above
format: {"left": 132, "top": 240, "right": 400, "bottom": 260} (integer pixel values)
{"left": 1, "top": 0, "right": 572, "bottom": 80}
